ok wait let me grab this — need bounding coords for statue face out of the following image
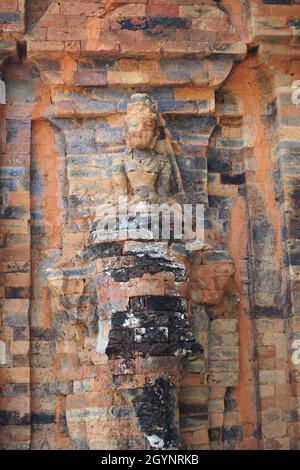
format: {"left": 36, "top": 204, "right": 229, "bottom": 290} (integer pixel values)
{"left": 126, "top": 103, "right": 158, "bottom": 150}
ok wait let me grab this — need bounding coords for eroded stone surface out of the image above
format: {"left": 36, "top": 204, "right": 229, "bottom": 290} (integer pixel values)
{"left": 1, "top": 0, "right": 300, "bottom": 451}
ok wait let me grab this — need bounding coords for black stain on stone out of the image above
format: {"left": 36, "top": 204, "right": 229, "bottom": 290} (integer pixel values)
{"left": 289, "top": 18, "right": 300, "bottom": 28}
{"left": 290, "top": 252, "right": 300, "bottom": 266}
{"left": 30, "top": 327, "right": 56, "bottom": 341}
{"left": 0, "top": 206, "right": 27, "bottom": 219}
{"left": 133, "top": 377, "right": 180, "bottom": 449}
{"left": 180, "top": 415, "right": 208, "bottom": 430}
{"left": 208, "top": 159, "right": 231, "bottom": 173}
{"left": 106, "top": 295, "right": 203, "bottom": 360}
{"left": 31, "top": 413, "right": 55, "bottom": 425}
{"left": 252, "top": 220, "right": 275, "bottom": 244}
{"left": 130, "top": 295, "right": 186, "bottom": 312}
{"left": 224, "top": 398, "right": 238, "bottom": 412}
{"left": 13, "top": 327, "right": 28, "bottom": 341}
{"left": 148, "top": 17, "right": 188, "bottom": 29}
{"left": 106, "top": 328, "right": 135, "bottom": 358}
{"left": 80, "top": 241, "right": 123, "bottom": 261}
{"left": 118, "top": 17, "right": 142, "bottom": 30}
{"left": 179, "top": 403, "right": 208, "bottom": 415}
{"left": 110, "top": 254, "right": 187, "bottom": 282}
{"left": 0, "top": 12, "right": 21, "bottom": 24}
{"left": 118, "top": 16, "right": 188, "bottom": 31}
{"left": 110, "top": 311, "right": 130, "bottom": 328}
{"left": 288, "top": 218, "right": 300, "bottom": 239}
{"left": 292, "top": 188, "right": 300, "bottom": 209}
{"left": 59, "top": 411, "right": 68, "bottom": 435}
{"left": 158, "top": 127, "right": 166, "bottom": 140}
{"left": 0, "top": 411, "right": 30, "bottom": 425}
{"left": 6, "top": 126, "right": 18, "bottom": 143}
{"left": 209, "top": 427, "right": 221, "bottom": 441}
{"left": 30, "top": 169, "right": 43, "bottom": 196}
{"left": 110, "top": 406, "right": 135, "bottom": 419}
{"left": 221, "top": 173, "right": 245, "bottom": 185}
{"left": 222, "top": 425, "right": 243, "bottom": 441}
{"left": 5, "top": 287, "right": 30, "bottom": 299}
{"left": 208, "top": 426, "right": 243, "bottom": 442}
{"left": 1, "top": 384, "right": 29, "bottom": 397}
{"left": 252, "top": 305, "right": 287, "bottom": 318}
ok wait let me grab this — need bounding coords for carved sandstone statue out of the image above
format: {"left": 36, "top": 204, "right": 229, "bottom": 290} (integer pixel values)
{"left": 47, "top": 92, "right": 236, "bottom": 450}
{"left": 112, "top": 93, "right": 184, "bottom": 205}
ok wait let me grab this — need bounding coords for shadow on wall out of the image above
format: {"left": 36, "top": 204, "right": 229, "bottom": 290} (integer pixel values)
{"left": 25, "top": 0, "right": 53, "bottom": 32}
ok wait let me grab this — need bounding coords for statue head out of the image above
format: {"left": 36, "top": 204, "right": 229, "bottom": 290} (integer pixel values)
{"left": 126, "top": 93, "right": 159, "bottom": 150}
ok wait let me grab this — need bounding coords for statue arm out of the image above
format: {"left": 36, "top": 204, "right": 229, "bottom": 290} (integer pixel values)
{"left": 157, "top": 159, "right": 172, "bottom": 198}
{"left": 112, "top": 156, "right": 127, "bottom": 195}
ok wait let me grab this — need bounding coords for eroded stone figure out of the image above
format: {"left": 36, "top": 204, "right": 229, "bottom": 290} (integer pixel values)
{"left": 112, "top": 93, "right": 184, "bottom": 204}
{"left": 89, "top": 93, "right": 188, "bottom": 247}
{"left": 47, "top": 93, "right": 236, "bottom": 450}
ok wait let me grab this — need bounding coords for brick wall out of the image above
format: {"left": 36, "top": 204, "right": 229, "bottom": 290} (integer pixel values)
{"left": 1, "top": 0, "right": 300, "bottom": 450}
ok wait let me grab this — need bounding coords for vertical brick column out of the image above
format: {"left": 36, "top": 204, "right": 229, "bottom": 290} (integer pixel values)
{"left": 273, "top": 82, "right": 300, "bottom": 449}
{"left": 0, "top": 1, "right": 29, "bottom": 446}
{"left": 233, "top": 59, "right": 296, "bottom": 450}
{"left": 248, "top": 82, "right": 291, "bottom": 451}
{"left": 0, "top": 80, "right": 31, "bottom": 449}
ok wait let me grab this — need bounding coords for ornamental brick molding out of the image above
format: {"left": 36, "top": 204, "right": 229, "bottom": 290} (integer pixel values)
{"left": 1, "top": 0, "right": 300, "bottom": 451}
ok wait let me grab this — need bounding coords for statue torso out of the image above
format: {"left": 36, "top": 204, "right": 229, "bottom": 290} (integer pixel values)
{"left": 124, "top": 149, "right": 171, "bottom": 202}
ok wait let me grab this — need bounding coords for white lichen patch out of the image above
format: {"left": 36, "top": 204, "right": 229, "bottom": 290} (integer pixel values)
{"left": 134, "top": 327, "right": 146, "bottom": 342}
{"left": 96, "top": 319, "right": 109, "bottom": 353}
{"left": 146, "top": 434, "right": 164, "bottom": 449}
{"left": 0, "top": 340, "right": 6, "bottom": 365}
{"left": 123, "top": 314, "right": 140, "bottom": 328}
